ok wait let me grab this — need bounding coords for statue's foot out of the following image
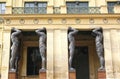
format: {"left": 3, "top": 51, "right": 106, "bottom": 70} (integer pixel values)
{"left": 10, "top": 68, "right": 16, "bottom": 72}
{"left": 69, "top": 68, "right": 75, "bottom": 71}
{"left": 98, "top": 66, "right": 105, "bottom": 71}
{"left": 39, "top": 68, "right": 46, "bottom": 72}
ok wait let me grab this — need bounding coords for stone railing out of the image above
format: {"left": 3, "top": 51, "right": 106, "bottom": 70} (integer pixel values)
{"left": 12, "top": 7, "right": 47, "bottom": 14}
{"left": 67, "top": 7, "right": 101, "bottom": 14}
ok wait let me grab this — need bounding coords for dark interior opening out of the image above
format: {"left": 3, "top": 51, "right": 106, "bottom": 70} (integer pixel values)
{"left": 72, "top": 46, "right": 89, "bottom": 79}
{"left": 27, "top": 47, "right": 42, "bottom": 75}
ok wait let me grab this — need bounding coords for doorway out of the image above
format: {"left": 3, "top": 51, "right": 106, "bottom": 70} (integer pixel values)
{"left": 70, "top": 30, "right": 99, "bottom": 79}
{"left": 73, "top": 46, "right": 89, "bottom": 79}
{"left": 27, "top": 47, "right": 41, "bottom": 75}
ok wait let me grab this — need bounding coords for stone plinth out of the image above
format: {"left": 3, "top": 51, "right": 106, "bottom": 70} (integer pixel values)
{"left": 69, "top": 70, "right": 76, "bottom": 79}
{"left": 39, "top": 69, "right": 46, "bottom": 79}
{"left": 9, "top": 71, "right": 17, "bottom": 79}
{"left": 98, "top": 70, "right": 106, "bottom": 79}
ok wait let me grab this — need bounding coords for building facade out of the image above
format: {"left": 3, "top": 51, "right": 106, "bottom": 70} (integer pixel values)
{"left": 0, "top": 0, "right": 120, "bottom": 79}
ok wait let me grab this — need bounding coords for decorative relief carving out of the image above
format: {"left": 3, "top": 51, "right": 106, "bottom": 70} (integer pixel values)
{"left": 33, "top": 19, "right": 39, "bottom": 24}
{"left": 6, "top": 19, "right": 11, "bottom": 24}
{"left": 89, "top": 18, "right": 94, "bottom": 24}
{"left": 0, "top": 43, "right": 1, "bottom": 48}
{"left": 48, "top": 18, "right": 53, "bottom": 24}
{"left": 75, "top": 18, "right": 80, "bottom": 24}
{"left": 103, "top": 18, "right": 108, "bottom": 24}
{"left": 0, "top": 18, "right": 4, "bottom": 24}
{"left": 62, "top": 18, "right": 67, "bottom": 24}
{"left": 54, "top": 7, "right": 60, "bottom": 14}
{"left": 117, "top": 18, "right": 120, "bottom": 23}
{"left": 19, "top": 19, "right": 25, "bottom": 24}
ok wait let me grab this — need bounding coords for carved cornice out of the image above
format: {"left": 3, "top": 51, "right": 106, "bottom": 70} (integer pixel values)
{"left": 0, "top": 14, "right": 120, "bottom": 19}
{"left": 0, "top": 14, "right": 120, "bottom": 30}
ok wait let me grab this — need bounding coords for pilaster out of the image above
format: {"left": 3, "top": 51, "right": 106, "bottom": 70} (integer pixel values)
{"left": 6, "top": 0, "right": 12, "bottom": 14}
{"left": 110, "top": 29, "right": 120, "bottom": 78}
{"left": 0, "top": 29, "right": 3, "bottom": 77}
{"left": 1, "top": 29, "right": 11, "bottom": 79}
{"left": 53, "top": 29, "right": 68, "bottom": 79}
{"left": 61, "top": 6, "right": 67, "bottom": 14}
{"left": 100, "top": 5, "right": 108, "bottom": 13}
{"left": 103, "top": 29, "right": 114, "bottom": 78}
{"left": 96, "top": 0, "right": 106, "bottom": 7}
{"left": 5, "top": 6, "right": 12, "bottom": 14}
{"left": 46, "top": 29, "right": 54, "bottom": 79}
{"left": 114, "top": 5, "right": 120, "bottom": 13}
{"left": 47, "top": 6, "right": 53, "bottom": 14}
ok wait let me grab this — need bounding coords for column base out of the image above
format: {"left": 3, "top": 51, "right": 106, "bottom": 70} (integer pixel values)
{"left": 69, "top": 70, "right": 76, "bottom": 79}
{"left": 98, "top": 70, "right": 106, "bottom": 79}
{"left": 39, "top": 69, "right": 46, "bottom": 79}
{"left": 9, "top": 71, "right": 17, "bottom": 79}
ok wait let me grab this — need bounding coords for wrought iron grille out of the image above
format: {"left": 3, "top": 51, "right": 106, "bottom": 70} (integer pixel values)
{"left": 107, "top": 7, "right": 114, "bottom": 13}
{"left": 67, "top": 7, "right": 101, "bottom": 14}
{"left": 12, "top": 7, "right": 47, "bottom": 14}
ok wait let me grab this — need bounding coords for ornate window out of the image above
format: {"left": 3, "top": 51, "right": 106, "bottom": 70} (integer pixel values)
{"left": 24, "top": 2, "right": 47, "bottom": 14}
{"left": 0, "top": 3, "right": 6, "bottom": 14}
{"left": 66, "top": 2, "right": 88, "bottom": 14}
{"left": 66, "top": 2, "right": 100, "bottom": 14}
{"left": 107, "top": 2, "right": 117, "bottom": 13}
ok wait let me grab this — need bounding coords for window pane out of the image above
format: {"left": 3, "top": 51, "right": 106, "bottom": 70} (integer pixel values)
{"left": 38, "top": 3, "right": 42, "bottom": 7}
{"left": 42, "top": 3, "right": 47, "bottom": 7}
{"left": 25, "top": 2, "right": 35, "bottom": 7}
{"left": 66, "top": 2, "right": 76, "bottom": 6}
{"left": 25, "top": 4, "right": 29, "bottom": 7}
{"left": 38, "top": 3, "right": 47, "bottom": 7}
{"left": 79, "top": 2, "right": 88, "bottom": 7}
{"left": 67, "top": 2, "right": 88, "bottom": 7}
{"left": 30, "top": 3, "right": 34, "bottom": 7}
{"left": 107, "top": 2, "right": 116, "bottom": 6}
{"left": 0, "top": 3, "right": 6, "bottom": 14}
{"left": 2, "top": 3, "right": 6, "bottom": 10}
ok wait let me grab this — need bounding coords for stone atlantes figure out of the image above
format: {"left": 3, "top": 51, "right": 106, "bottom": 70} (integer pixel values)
{"left": 92, "top": 27, "right": 105, "bottom": 70}
{"left": 10, "top": 28, "right": 21, "bottom": 72}
{"left": 35, "top": 27, "right": 46, "bottom": 71}
{"left": 68, "top": 27, "right": 78, "bottom": 70}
